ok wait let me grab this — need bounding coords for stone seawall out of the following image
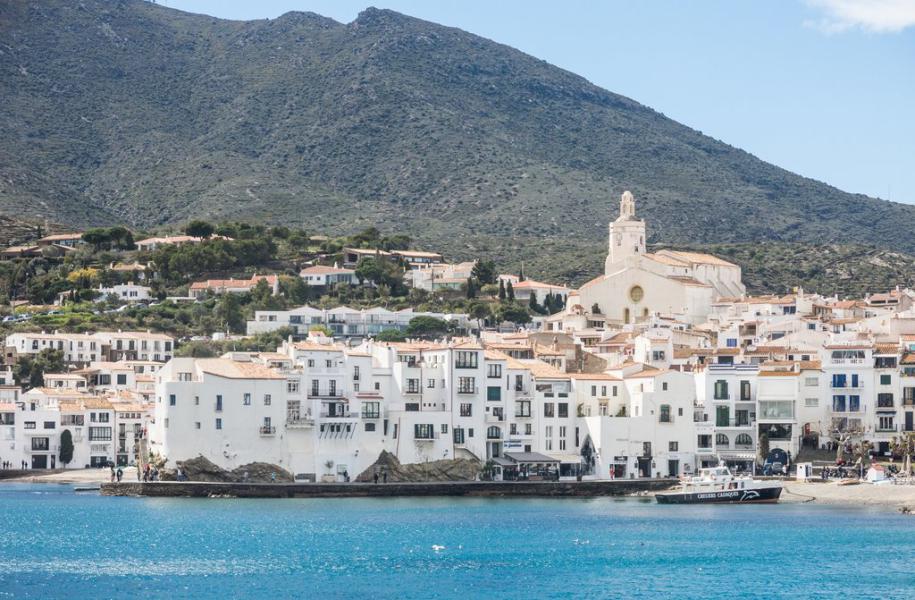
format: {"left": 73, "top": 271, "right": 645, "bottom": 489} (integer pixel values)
{"left": 101, "top": 479, "right": 676, "bottom": 499}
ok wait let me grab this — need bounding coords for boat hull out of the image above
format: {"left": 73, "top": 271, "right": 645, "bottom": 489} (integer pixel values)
{"left": 655, "top": 486, "right": 782, "bottom": 504}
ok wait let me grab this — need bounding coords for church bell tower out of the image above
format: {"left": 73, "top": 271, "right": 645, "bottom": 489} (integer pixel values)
{"left": 605, "top": 190, "right": 646, "bottom": 274}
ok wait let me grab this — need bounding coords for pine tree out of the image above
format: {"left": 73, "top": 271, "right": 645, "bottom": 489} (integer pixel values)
{"left": 466, "top": 277, "right": 477, "bottom": 299}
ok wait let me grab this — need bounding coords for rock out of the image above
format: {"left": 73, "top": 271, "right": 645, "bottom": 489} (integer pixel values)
{"left": 161, "top": 455, "right": 292, "bottom": 483}
{"left": 355, "top": 450, "right": 481, "bottom": 483}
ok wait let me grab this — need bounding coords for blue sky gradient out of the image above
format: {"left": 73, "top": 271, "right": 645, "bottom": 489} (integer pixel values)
{"left": 162, "top": 0, "right": 915, "bottom": 204}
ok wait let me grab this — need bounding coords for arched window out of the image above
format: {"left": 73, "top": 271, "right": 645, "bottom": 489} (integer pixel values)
{"left": 735, "top": 434, "right": 753, "bottom": 448}
{"left": 716, "top": 433, "right": 729, "bottom": 447}
{"left": 487, "top": 426, "right": 501, "bottom": 440}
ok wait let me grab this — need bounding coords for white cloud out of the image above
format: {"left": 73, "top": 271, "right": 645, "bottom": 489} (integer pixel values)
{"left": 805, "top": 0, "right": 915, "bottom": 33}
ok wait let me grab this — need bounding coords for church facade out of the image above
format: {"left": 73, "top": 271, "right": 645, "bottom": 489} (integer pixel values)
{"left": 576, "top": 191, "right": 745, "bottom": 325}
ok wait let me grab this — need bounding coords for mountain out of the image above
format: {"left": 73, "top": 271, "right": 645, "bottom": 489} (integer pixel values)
{"left": 1, "top": 0, "right": 914, "bottom": 285}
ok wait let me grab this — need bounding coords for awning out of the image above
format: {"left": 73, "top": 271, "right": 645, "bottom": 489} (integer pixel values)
{"left": 503, "top": 451, "right": 560, "bottom": 464}
{"left": 717, "top": 452, "right": 756, "bottom": 460}
{"left": 491, "top": 457, "right": 513, "bottom": 467}
{"left": 547, "top": 453, "right": 583, "bottom": 464}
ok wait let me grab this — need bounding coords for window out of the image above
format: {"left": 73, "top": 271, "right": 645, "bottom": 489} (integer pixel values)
{"left": 515, "top": 400, "right": 531, "bottom": 418}
{"left": 195, "top": 422, "right": 201, "bottom": 430}
{"left": 458, "top": 377, "right": 476, "bottom": 394}
{"left": 805, "top": 377, "right": 819, "bottom": 387}
{"left": 215, "top": 418, "right": 222, "bottom": 430}
{"left": 362, "top": 402, "right": 380, "bottom": 419}
{"left": 544, "top": 403, "right": 555, "bottom": 418}
{"left": 849, "top": 395, "right": 861, "bottom": 412}
{"left": 877, "top": 394, "right": 894, "bottom": 408}
{"left": 558, "top": 403, "right": 568, "bottom": 418}
{"left": 832, "top": 395, "right": 846, "bottom": 412}
{"left": 353, "top": 366, "right": 360, "bottom": 381}
{"left": 726, "top": 338, "right": 738, "bottom": 348}
{"left": 216, "top": 395, "right": 223, "bottom": 411}
{"left": 740, "top": 380, "right": 751, "bottom": 401}
{"left": 264, "top": 394, "right": 271, "bottom": 406}
{"left": 243, "top": 393, "right": 251, "bottom": 406}
{"left": 698, "top": 435, "right": 712, "bottom": 449}
{"left": 468, "top": 428, "right": 474, "bottom": 438}
{"left": 311, "top": 380, "right": 320, "bottom": 396}
{"left": 591, "top": 385, "right": 597, "bottom": 396}
{"left": 487, "top": 363, "right": 502, "bottom": 378}
{"left": 669, "top": 441, "right": 679, "bottom": 452}
{"left": 805, "top": 397, "right": 819, "bottom": 407}
{"left": 880, "top": 374, "right": 892, "bottom": 386}
{"left": 659, "top": 404, "right": 671, "bottom": 423}
{"left": 427, "top": 378, "right": 436, "bottom": 388}
{"left": 406, "top": 378, "right": 420, "bottom": 394}
{"left": 414, "top": 424, "right": 434, "bottom": 439}
{"left": 31, "top": 437, "right": 50, "bottom": 451}
{"left": 460, "top": 403, "right": 472, "bottom": 417}
{"left": 716, "top": 433, "right": 729, "bottom": 447}
{"left": 878, "top": 415, "right": 895, "bottom": 431}
{"left": 487, "top": 386, "right": 501, "bottom": 402}
{"left": 678, "top": 407, "right": 683, "bottom": 417}
{"left": 441, "top": 424, "right": 449, "bottom": 434}
{"left": 453, "top": 428, "right": 465, "bottom": 444}
{"left": 329, "top": 380, "right": 337, "bottom": 396}
{"left": 169, "top": 394, "right": 176, "bottom": 406}
{"left": 662, "top": 382, "right": 668, "bottom": 391}
{"left": 653, "top": 351, "right": 666, "bottom": 361}
{"left": 288, "top": 381, "right": 299, "bottom": 394}
{"left": 735, "top": 433, "right": 753, "bottom": 448}
{"left": 307, "top": 359, "right": 315, "bottom": 367}
{"left": 116, "top": 373, "right": 127, "bottom": 385}
{"left": 510, "top": 423, "right": 518, "bottom": 435}
{"left": 405, "top": 403, "right": 420, "bottom": 412}
{"left": 365, "top": 422, "right": 376, "bottom": 432}
{"left": 43, "top": 421, "right": 55, "bottom": 429}
{"left": 194, "top": 396, "right": 199, "bottom": 406}
{"left": 713, "top": 380, "right": 728, "bottom": 400}
{"left": 455, "top": 351, "right": 478, "bottom": 369}
{"left": 89, "top": 427, "right": 112, "bottom": 441}
{"left": 612, "top": 386, "right": 618, "bottom": 397}
{"left": 325, "top": 360, "right": 332, "bottom": 368}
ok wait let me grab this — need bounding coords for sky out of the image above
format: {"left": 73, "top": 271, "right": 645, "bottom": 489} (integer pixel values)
{"left": 162, "top": 0, "right": 915, "bottom": 204}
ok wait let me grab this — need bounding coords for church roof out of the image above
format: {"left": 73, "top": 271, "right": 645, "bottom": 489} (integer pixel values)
{"left": 656, "top": 250, "right": 737, "bottom": 268}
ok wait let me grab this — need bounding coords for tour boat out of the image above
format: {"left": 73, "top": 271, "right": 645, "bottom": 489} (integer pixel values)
{"left": 655, "top": 465, "right": 782, "bottom": 504}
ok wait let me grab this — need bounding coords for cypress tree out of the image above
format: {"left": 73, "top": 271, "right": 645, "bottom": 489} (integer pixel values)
{"left": 498, "top": 280, "right": 506, "bottom": 301}
{"left": 506, "top": 280, "right": 515, "bottom": 302}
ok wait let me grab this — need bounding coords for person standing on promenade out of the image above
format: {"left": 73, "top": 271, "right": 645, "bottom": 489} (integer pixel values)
{"left": 373, "top": 471, "right": 379, "bottom": 484}
{"left": 116, "top": 467, "right": 123, "bottom": 482}
{"left": 383, "top": 470, "right": 388, "bottom": 484}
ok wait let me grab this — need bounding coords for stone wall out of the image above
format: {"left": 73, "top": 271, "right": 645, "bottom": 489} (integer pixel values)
{"left": 102, "top": 479, "right": 676, "bottom": 499}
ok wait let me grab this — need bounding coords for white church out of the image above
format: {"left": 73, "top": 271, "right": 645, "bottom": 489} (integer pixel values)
{"left": 575, "top": 191, "right": 745, "bottom": 325}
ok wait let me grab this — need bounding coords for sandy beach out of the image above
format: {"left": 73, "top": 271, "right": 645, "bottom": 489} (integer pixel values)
{"left": 783, "top": 480, "right": 915, "bottom": 508}
{"left": 3, "top": 467, "right": 140, "bottom": 485}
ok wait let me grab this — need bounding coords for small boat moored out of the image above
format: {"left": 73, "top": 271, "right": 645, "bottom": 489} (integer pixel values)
{"left": 656, "top": 465, "right": 782, "bottom": 504}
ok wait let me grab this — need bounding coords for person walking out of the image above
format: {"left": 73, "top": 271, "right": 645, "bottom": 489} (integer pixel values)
{"left": 116, "top": 467, "right": 123, "bottom": 482}
{"left": 373, "top": 471, "right": 379, "bottom": 484}
{"left": 110, "top": 465, "right": 116, "bottom": 483}
{"left": 382, "top": 470, "right": 388, "bottom": 484}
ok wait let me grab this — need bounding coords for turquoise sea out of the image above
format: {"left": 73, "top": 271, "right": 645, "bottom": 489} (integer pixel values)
{"left": 1, "top": 482, "right": 913, "bottom": 599}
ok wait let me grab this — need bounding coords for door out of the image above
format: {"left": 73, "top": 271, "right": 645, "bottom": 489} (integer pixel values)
{"left": 906, "top": 412, "right": 914, "bottom": 432}
{"left": 716, "top": 406, "right": 730, "bottom": 427}
{"left": 50, "top": 455, "right": 56, "bottom": 469}
{"left": 637, "top": 456, "right": 652, "bottom": 478}
{"left": 31, "top": 455, "right": 48, "bottom": 469}
{"left": 668, "top": 460, "right": 679, "bottom": 477}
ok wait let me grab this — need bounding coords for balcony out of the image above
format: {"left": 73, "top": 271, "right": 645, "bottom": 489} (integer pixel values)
{"left": 485, "top": 412, "right": 505, "bottom": 424}
{"left": 319, "top": 411, "right": 357, "bottom": 419}
{"left": 259, "top": 426, "right": 276, "bottom": 436}
{"left": 286, "top": 417, "right": 314, "bottom": 428}
{"left": 361, "top": 411, "right": 380, "bottom": 420}
{"left": 876, "top": 425, "right": 898, "bottom": 433}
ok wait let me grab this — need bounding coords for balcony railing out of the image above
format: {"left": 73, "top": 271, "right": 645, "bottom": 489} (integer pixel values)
{"left": 319, "top": 411, "right": 356, "bottom": 419}
{"left": 259, "top": 426, "right": 276, "bottom": 435}
{"left": 286, "top": 417, "right": 314, "bottom": 428}
{"left": 876, "top": 425, "right": 898, "bottom": 432}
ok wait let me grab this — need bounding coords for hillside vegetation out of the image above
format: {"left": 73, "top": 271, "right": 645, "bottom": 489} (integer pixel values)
{"left": 1, "top": 1, "right": 914, "bottom": 286}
